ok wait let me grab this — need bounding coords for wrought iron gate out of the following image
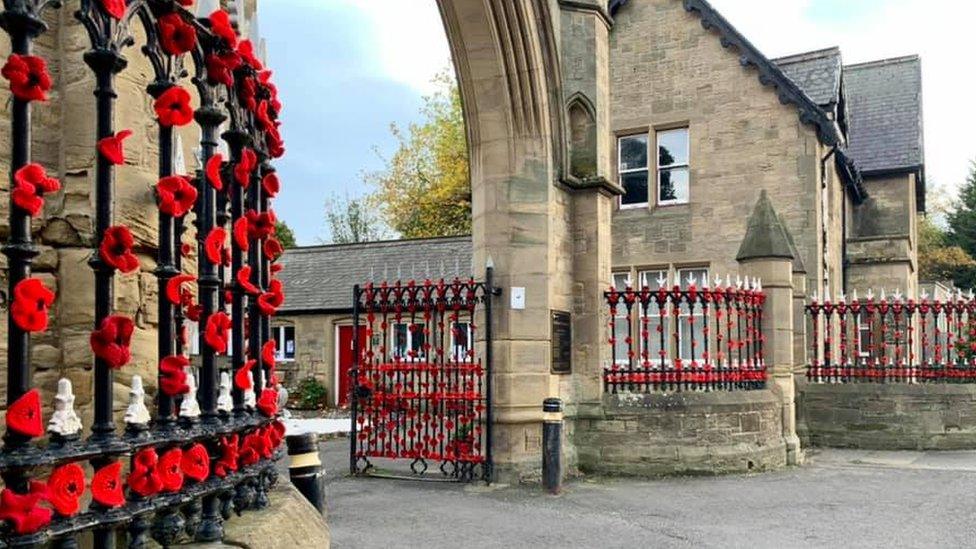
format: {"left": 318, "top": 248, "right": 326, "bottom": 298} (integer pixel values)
{"left": 350, "top": 270, "right": 497, "bottom": 483}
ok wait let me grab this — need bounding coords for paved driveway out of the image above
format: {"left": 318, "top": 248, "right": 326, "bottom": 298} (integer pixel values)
{"left": 311, "top": 440, "right": 976, "bottom": 548}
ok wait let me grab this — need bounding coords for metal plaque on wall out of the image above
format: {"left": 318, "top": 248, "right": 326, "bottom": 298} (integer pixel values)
{"left": 551, "top": 310, "right": 572, "bottom": 374}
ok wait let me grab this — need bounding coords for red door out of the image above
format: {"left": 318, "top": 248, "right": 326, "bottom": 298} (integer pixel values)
{"left": 338, "top": 326, "right": 367, "bottom": 408}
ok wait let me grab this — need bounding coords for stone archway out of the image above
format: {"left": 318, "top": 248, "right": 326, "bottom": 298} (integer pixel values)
{"left": 436, "top": 0, "right": 621, "bottom": 482}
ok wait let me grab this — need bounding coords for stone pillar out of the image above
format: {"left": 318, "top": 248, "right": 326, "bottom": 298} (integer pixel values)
{"left": 736, "top": 191, "right": 802, "bottom": 465}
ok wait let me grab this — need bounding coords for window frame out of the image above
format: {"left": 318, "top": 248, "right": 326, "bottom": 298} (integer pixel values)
{"left": 656, "top": 127, "right": 690, "bottom": 207}
{"left": 675, "top": 267, "right": 708, "bottom": 361}
{"left": 617, "top": 134, "right": 650, "bottom": 210}
{"left": 391, "top": 322, "right": 427, "bottom": 361}
{"left": 273, "top": 325, "right": 296, "bottom": 362}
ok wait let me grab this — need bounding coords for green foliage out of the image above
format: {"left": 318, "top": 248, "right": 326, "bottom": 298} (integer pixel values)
{"left": 947, "top": 162, "right": 976, "bottom": 257}
{"left": 323, "top": 193, "right": 390, "bottom": 244}
{"left": 366, "top": 68, "right": 471, "bottom": 239}
{"left": 942, "top": 161, "right": 976, "bottom": 288}
{"left": 275, "top": 221, "right": 297, "bottom": 248}
{"left": 293, "top": 377, "right": 329, "bottom": 410}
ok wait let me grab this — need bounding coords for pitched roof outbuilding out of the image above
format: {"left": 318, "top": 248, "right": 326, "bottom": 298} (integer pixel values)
{"left": 277, "top": 236, "right": 474, "bottom": 313}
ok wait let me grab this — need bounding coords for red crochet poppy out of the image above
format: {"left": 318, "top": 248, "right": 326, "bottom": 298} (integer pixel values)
{"left": 234, "top": 359, "right": 255, "bottom": 392}
{"left": 268, "top": 421, "right": 286, "bottom": 449}
{"left": 237, "top": 74, "right": 258, "bottom": 113}
{"left": 92, "top": 461, "right": 126, "bottom": 508}
{"left": 234, "top": 148, "right": 257, "bottom": 187}
{"left": 205, "top": 311, "right": 231, "bottom": 354}
{"left": 214, "top": 435, "right": 239, "bottom": 478}
{"left": 271, "top": 263, "right": 284, "bottom": 275}
{"left": 233, "top": 216, "right": 249, "bottom": 252}
{"left": 263, "top": 237, "right": 284, "bottom": 262}
{"left": 158, "top": 13, "right": 197, "bottom": 56}
{"left": 11, "top": 163, "right": 60, "bottom": 217}
{"left": 47, "top": 462, "right": 86, "bottom": 516}
{"left": 256, "top": 388, "right": 278, "bottom": 418}
{"left": 127, "top": 448, "right": 163, "bottom": 498}
{"left": 11, "top": 277, "right": 55, "bottom": 333}
{"left": 266, "top": 125, "right": 285, "bottom": 159}
{"left": 262, "top": 340, "right": 277, "bottom": 370}
{"left": 206, "top": 153, "right": 224, "bottom": 191}
{"left": 153, "top": 86, "right": 194, "bottom": 127}
{"left": 166, "top": 273, "right": 196, "bottom": 306}
{"left": 236, "top": 266, "right": 260, "bottom": 295}
{"left": 0, "top": 483, "right": 52, "bottom": 535}
{"left": 237, "top": 39, "right": 263, "bottom": 70}
{"left": 238, "top": 433, "right": 262, "bottom": 467}
{"left": 186, "top": 303, "right": 203, "bottom": 322}
{"left": 181, "top": 242, "right": 193, "bottom": 258}
{"left": 261, "top": 172, "right": 280, "bottom": 198}
{"left": 156, "top": 175, "right": 198, "bottom": 217}
{"left": 99, "top": 0, "right": 125, "bottom": 19}
{"left": 2, "top": 54, "right": 52, "bottom": 102}
{"left": 90, "top": 314, "right": 134, "bottom": 369}
{"left": 256, "top": 100, "right": 275, "bottom": 132}
{"left": 208, "top": 9, "right": 238, "bottom": 48}
{"left": 182, "top": 443, "right": 210, "bottom": 482}
{"left": 97, "top": 129, "right": 132, "bottom": 165}
{"left": 100, "top": 225, "right": 140, "bottom": 274}
{"left": 257, "top": 279, "right": 284, "bottom": 316}
{"left": 158, "top": 448, "right": 184, "bottom": 492}
{"left": 204, "top": 226, "right": 227, "bottom": 265}
{"left": 6, "top": 388, "right": 43, "bottom": 438}
{"left": 159, "top": 355, "right": 190, "bottom": 397}
{"left": 245, "top": 210, "right": 275, "bottom": 240}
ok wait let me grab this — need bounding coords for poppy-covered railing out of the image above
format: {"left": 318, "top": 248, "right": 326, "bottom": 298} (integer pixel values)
{"left": 351, "top": 275, "right": 498, "bottom": 483}
{"left": 0, "top": 1, "right": 287, "bottom": 546}
{"left": 604, "top": 275, "right": 767, "bottom": 393}
{"left": 806, "top": 289, "right": 976, "bottom": 383}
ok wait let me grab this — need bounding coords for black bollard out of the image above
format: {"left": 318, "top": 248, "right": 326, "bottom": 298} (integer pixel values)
{"left": 542, "top": 398, "right": 563, "bottom": 494}
{"left": 287, "top": 432, "right": 326, "bottom": 514}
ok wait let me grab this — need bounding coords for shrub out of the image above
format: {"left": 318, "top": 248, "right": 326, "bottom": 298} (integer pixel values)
{"left": 293, "top": 376, "right": 329, "bottom": 410}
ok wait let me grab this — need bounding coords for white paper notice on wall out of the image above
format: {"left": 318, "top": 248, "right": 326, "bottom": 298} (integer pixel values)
{"left": 510, "top": 287, "right": 526, "bottom": 310}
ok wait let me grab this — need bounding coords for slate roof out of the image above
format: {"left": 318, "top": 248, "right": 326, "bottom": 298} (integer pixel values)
{"left": 843, "top": 55, "right": 924, "bottom": 176}
{"left": 277, "top": 236, "right": 474, "bottom": 313}
{"left": 773, "top": 47, "right": 843, "bottom": 108}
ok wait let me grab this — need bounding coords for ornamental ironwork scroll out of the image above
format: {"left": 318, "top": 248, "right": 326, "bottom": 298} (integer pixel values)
{"left": 0, "top": 1, "right": 287, "bottom": 546}
{"left": 351, "top": 273, "right": 498, "bottom": 483}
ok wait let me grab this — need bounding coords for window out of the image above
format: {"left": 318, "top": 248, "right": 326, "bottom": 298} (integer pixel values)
{"left": 638, "top": 269, "right": 669, "bottom": 365}
{"left": 611, "top": 272, "right": 633, "bottom": 364}
{"left": 657, "top": 128, "right": 689, "bottom": 205}
{"left": 677, "top": 268, "right": 708, "bottom": 361}
{"left": 392, "top": 323, "right": 426, "bottom": 360}
{"left": 273, "top": 325, "right": 295, "bottom": 362}
{"left": 451, "top": 322, "right": 473, "bottom": 361}
{"left": 618, "top": 135, "right": 649, "bottom": 207}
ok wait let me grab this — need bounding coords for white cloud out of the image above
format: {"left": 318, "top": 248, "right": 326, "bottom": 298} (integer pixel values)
{"left": 711, "top": 0, "right": 976, "bottom": 196}
{"left": 334, "top": 0, "right": 452, "bottom": 94}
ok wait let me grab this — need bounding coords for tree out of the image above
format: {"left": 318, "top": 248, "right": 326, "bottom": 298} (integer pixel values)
{"left": 366, "top": 69, "right": 470, "bottom": 238}
{"left": 918, "top": 215, "right": 976, "bottom": 284}
{"left": 323, "top": 193, "right": 389, "bottom": 244}
{"left": 275, "top": 221, "right": 297, "bottom": 248}
{"left": 947, "top": 161, "right": 976, "bottom": 258}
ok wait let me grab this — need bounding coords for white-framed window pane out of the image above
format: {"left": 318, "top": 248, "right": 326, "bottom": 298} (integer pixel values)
{"left": 637, "top": 270, "right": 668, "bottom": 363}
{"left": 393, "top": 324, "right": 409, "bottom": 357}
{"left": 678, "top": 268, "right": 708, "bottom": 290}
{"left": 658, "top": 128, "right": 689, "bottom": 167}
{"left": 658, "top": 167, "right": 689, "bottom": 204}
{"left": 284, "top": 326, "right": 296, "bottom": 359}
{"left": 677, "top": 268, "right": 708, "bottom": 360}
{"left": 621, "top": 171, "right": 649, "bottom": 206}
{"left": 410, "top": 325, "right": 426, "bottom": 358}
{"left": 452, "top": 322, "right": 472, "bottom": 360}
{"left": 619, "top": 135, "right": 648, "bottom": 171}
{"left": 611, "top": 272, "right": 631, "bottom": 363}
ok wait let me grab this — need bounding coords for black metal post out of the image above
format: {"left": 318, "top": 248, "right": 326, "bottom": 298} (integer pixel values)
{"left": 350, "top": 284, "right": 360, "bottom": 475}
{"left": 287, "top": 433, "right": 326, "bottom": 514}
{"left": 484, "top": 266, "right": 497, "bottom": 484}
{"left": 224, "top": 132, "right": 248, "bottom": 415}
{"left": 247, "top": 163, "right": 263, "bottom": 395}
{"left": 542, "top": 397, "right": 563, "bottom": 495}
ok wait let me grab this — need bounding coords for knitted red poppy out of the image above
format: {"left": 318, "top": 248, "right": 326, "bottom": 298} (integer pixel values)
{"left": 204, "top": 311, "right": 231, "bottom": 354}
{"left": 5, "top": 388, "right": 43, "bottom": 438}
{"left": 158, "top": 448, "right": 184, "bottom": 493}
{"left": 237, "top": 39, "right": 263, "bottom": 71}
{"left": 234, "top": 148, "right": 257, "bottom": 187}
{"left": 266, "top": 125, "right": 285, "bottom": 159}
{"left": 0, "top": 483, "right": 52, "bottom": 535}
{"left": 99, "top": 225, "right": 140, "bottom": 274}
{"left": 206, "top": 153, "right": 224, "bottom": 191}
{"left": 262, "top": 340, "right": 277, "bottom": 370}
{"left": 236, "top": 266, "right": 260, "bottom": 295}
{"left": 2, "top": 54, "right": 52, "bottom": 102}
{"left": 156, "top": 175, "right": 198, "bottom": 217}
{"left": 261, "top": 172, "right": 280, "bottom": 198}
{"left": 90, "top": 314, "right": 134, "bottom": 369}
{"left": 257, "top": 279, "right": 284, "bottom": 316}
{"left": 97, "top": 129, "right": 132, "bottom": 165}
{"left": 204, "top": 227, "right": 227, "bottom": 265}
{"left": 263, "top": 237, "right": 284, "bottom": 262}
{"left": 159, "top": 355, "right": 190, "bottom": 397}
{"left": 166, "top": 274, "right": 196, "bottom": 306}
{"left": 47, "top": 462, "right": 86, "bottom": 516}
{"left": 234, "top": 359, "right": 256, "bottom": 392}
{"left": 12, "top": 163, "right": 60, "bottom": 217}
{"left": 153, "top": 86, "right": 194, "bottom": 127}
{"left": 11, "top": 277, "right": 55, "bottom": 333}
{"left": 91, "top": 461, "right": 126, "bottom": 508}
{"left": 233, "top": 216, "right": 249, "bottom": 252}
{"left": 208, "top": 9, "right": 238, "bottom": 48}
{"left": 158, "top": 13, "right": 197, "bottom": 56}
{"left": 99, "top": 0, "right": 125, "bottom": 19}
{"left": 182, "top": 443, "right": 211, "bottom": 482}
{"left": 127, "top": 448, "right": 163, "bottom": 498}
{"left": 245, "top": 210, "right": 275, "bottom": 240}
{"left": 214, "top": 435, "right": 239, "bottom": 478}
{"left": 256, "top": 388, "right": 278, "bottom": 418}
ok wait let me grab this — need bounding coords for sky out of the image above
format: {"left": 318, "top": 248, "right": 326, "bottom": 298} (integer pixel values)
{"left": 261, "top": 0, "right": 975, "bottom": 245}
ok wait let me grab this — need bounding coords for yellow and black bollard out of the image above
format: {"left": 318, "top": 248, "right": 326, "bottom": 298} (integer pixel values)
{"left": 287, "top": 432, "right": 326, "bottom": 514}
{"left": 542, "top": 398, "right": 563, "bottom": 494}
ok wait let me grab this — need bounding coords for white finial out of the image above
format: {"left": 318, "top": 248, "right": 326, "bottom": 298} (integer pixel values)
{"left": 756, "top": 278, "right": 762, "bottom": 292}
{"left": 852, "top": 289, "right": 859, "bottom": 302}
{"left": 866, "top": 288, "right": 875, "bottom": 300}
{"left": 892, "top": 288, "right": 903, "bottom": 302}
{"left": 657, "top": 272, "right": 669, "bottom": 288}
{"left": 179, "top": 372, "right": 201, "bottom": 419}
{"left": 624, "top": 274, "right": 633, "bottom": 289}
{"left": 968, "top": 289, "right": 974, "bottom": 301}
{"left": 486, "top": 254, "right": 494, "bottom": 270}
{"left": 725, "top": 274, "right": 732, "bottom": 288}
{"left": 48, "top": 378, "right": 82, "bottom": 437}
{"left": 811, "top": 290, "right": 820, "bottom": 303}
{"left": 217, "top": 371, "right": 233, "bottom": 413}
{"left": 714, "top": 275, "right": 723, "bottom": 289}
{"left": 702, "top": 275, "right": 710, "bottom": 290}
{"left": 920, "top": 288, "right": 929, "bottom": 301}
{"left": 838, "top": 292, "right": 846, "bottom": 304}
{"left": 686, "top": 272, "right": 697, "bottom": 288}
{"left": 880, "top": 288, "right": 887, "bottom": 301}
{"left": 735, "top": 276, "right": 743, "bottom": 289}
{"left": 640, "top": 272, "right": 648, "bottom": 289}
{"left": 124, "top": 376, "right": 151, "bottom": 428}
{"left": 244, "top": 372, "right": 256, "bottom": 409}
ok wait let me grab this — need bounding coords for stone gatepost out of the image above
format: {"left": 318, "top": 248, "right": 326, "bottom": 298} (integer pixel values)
{"left": 736, "top": 190, "right": 802, "bottom": 465}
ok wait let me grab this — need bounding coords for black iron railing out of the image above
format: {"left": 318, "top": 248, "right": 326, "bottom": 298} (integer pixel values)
{"left": 806, "top": 290, "right": 976, "bottom": 383}
{"left": 604, "top": 277, "right": 766, "bottom": 393}
{"left": 0, "top": 1, "right": 287, "bottom": 546}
